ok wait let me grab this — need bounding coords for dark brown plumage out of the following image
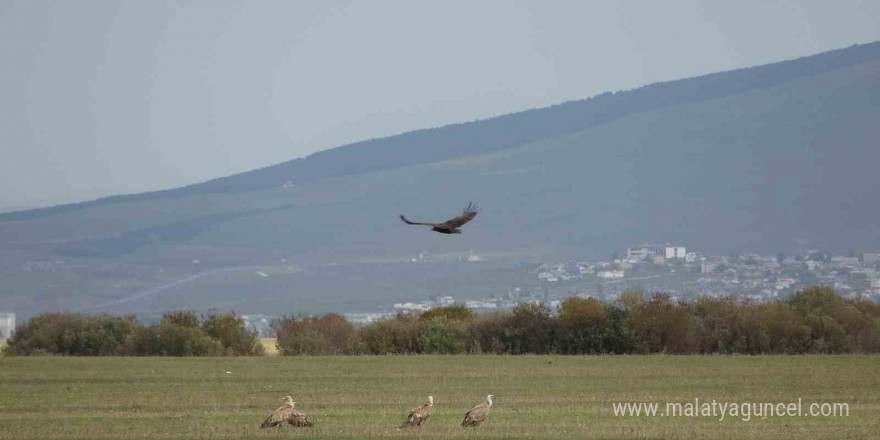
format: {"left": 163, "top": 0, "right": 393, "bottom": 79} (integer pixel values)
{"left": 461, "top": 395, "right": 493, "bottom": 428}
{"left": 400, "top": 395, "right": 433, "bottom": 430}
{"left": 400, "top": 203, "right": 478, "bottom": 234}
{"left": 260, "top": 396, "right": 314, "bottom": 428}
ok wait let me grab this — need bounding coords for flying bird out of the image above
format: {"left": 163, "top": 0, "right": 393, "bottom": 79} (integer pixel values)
{"left": 400, "top": 203, "right": 478, "bottom": 234}
{"left": 400, "top": 395, "right": 434, "bottom": 430}
{"left": 260, "top": 396, "right": 314, "bottom": 428}
{"left": 461, "top": 395, "right": 493, "bottom": 428}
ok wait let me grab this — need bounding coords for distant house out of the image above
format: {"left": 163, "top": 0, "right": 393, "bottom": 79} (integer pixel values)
{"left": 0, "top": 313, "right": 15, "bottom": 339}
{"left": 538, "top": 272, "right": 556, "bottom": 280}
{"left": 436, "top": 296, "right": 455, "bottom": 306}
{"left": 393, "top": 302, "right": 430, "bottom": 312}
{"left": 627, "top": 243, "right": 686, "bottom": 260}
{"left": 597, "top": 270, "right": 624, "bottom": 279}
{"left": 664, "top": 246, "right": 687, "bottom": 259}
{"left": 863, "top": 253, "right": 880, "bottom": 265}
{"left": 701, "top": 260, "right": 717, "bottom": 273}
{"left": 465, "top": 300, "right": 497, "bottom": 309}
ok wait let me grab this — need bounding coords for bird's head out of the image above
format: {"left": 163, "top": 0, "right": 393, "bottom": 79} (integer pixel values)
{"left": 486, "top": 395, "right": 494, "bottom": 406}
{"left": 428, "top": 395, "right": 434, "bottom": 406}
{"left": 282, "top": 396, "right": 293, "bottom": 405}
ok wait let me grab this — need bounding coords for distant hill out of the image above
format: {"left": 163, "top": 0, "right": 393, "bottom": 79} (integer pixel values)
{"left": 3, "top": 42, "right": 879, "bottom": 222}
{"left": 1, "top": 42, "right": 879, "bottom": 319}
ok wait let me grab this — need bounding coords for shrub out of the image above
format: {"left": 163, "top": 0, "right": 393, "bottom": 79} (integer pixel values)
{"left": 358, "top": 314, "right": 425, "bottom": 354}
{"left": 161, "top": 311, "right": 199, "bottom": 328}
{"left": 558, "top": 297, "right": 605, "bottom": 354}
{"left": 275, "top": 313, "right": 357, "bottom": 355}
{"left": 505, "top": 303, "right": 559, "bottom": 354}
{"left": 420, "top": 304, "right": 474, "bottom": 321}
{"left": 3, "top": 313, "right": 138, "bottom": 356}
{"left": 118, "top": 322, "right": 224, "bottom": 356}
{"left": 421, "top": 316, "right": 466, "bottom": 354}
{"left": 465, "top": 311, "right": 510, "bottom": 354}
{"left": 201, "top": 312, "right": 264, "bottom": 356}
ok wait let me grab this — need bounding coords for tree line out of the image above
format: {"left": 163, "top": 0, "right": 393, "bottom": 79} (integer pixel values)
{"left": 2, "top": 311, "right": 264, "bottom": 356}
{"left": 4, "top": 286, "right": 879, "bottom": 356}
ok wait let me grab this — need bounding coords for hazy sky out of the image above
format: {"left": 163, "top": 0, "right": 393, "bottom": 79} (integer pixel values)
{"left": 2, "top": 0, "right": 878, "bottom": 211}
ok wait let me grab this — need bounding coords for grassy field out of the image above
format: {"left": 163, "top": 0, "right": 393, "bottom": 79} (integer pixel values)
{"left": 0, "top": 355, "right": 876, "bottom": 440}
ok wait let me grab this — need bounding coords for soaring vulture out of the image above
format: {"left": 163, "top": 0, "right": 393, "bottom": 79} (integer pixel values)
{"left": 461, "top": 395, "right": 493, "bottom": 428}
{"left": 400, "top": 203, "right": 478, "bottom": 234}
{"left": 260, "top": 396, "right": 314, "bottom": 428}
{"left": 400, "top": 395, "right": 433, "bottom": 430}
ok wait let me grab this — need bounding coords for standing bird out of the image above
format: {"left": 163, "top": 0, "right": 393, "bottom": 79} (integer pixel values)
{"left": 461, "top": 395, "right": 493, "bottom": 428}
{"left": 400, "top": 203, "right": 478, "bottom": 234}
{"left": 260, "top": 396, "right": 314, "bottom": 428}
{"left": 400, "top": 395, "right": 434, "bottom": 430}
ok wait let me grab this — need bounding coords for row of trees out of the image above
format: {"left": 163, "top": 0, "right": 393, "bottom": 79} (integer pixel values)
{"left": 2, "top": 311, "right": 263, "bottom": 356}
{"left": 5, "top": 287, "right": 879, "bottom": 356}
{"left": 276, "top": 287, "right": 880, "bottom": 355}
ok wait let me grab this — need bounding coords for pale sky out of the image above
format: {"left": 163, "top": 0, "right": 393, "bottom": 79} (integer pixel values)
{"left": 1, "top": 0, "right": 878, "bottom": 211}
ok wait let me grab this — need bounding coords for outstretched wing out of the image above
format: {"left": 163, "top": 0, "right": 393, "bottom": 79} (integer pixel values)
{"left": 442, "top": 203, "right": 478, "bottom": 229}
{"left": 400, "top": 215, "right": 438, "bottom": 227}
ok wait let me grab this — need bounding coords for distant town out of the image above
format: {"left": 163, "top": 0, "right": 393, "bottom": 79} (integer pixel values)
{"left": 318, "top": 244, "right": 880, "bottom": 329}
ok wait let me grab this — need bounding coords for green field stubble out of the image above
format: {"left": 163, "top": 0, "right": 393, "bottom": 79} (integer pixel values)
{"left": 0, "top": 355, "right": 877, "bottom": 439}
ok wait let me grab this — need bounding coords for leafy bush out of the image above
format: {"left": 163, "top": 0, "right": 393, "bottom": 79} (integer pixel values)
{"left": 504, "top": 303, "right": 560, "bottom": 354}
{"left": 201, "top": 312, "right": 264, "bottom": 356}
{"left": 161, "top": 311, "right": 200, "bottom": 328}
{"left": 3, "top": 313, "right": 138, "bottom": 356}
{"left": 420, "top": 304, "right": 474, "bottom": 321}
{"left": 118, "top": 322, "right": 224, "bottom": 356}
{"left": 465, "top": 311, "right": 510, "bottom": 354}
{"left": 4, "top": 311, "right": 263, "bottom": 356}
{"left": 421, "top": 316, "right": 466, "bottom": 354}
{"left": 275, "top": 313, "right": 357, "bottom": 355}
{"left": 357, "top": 314, "right": 425, "bottom": 354}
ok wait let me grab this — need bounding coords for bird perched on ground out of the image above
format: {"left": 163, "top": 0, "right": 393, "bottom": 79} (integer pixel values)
{"left": 461, "top": 394, "right": 493, "bottom": 428}
{"left": 400, "top": 203, "right": 478, "bottom": 234}
{"left": 260, "top": 396, "right": 314, "bottom": 428}
{"left": 400, "top": 395, "right": 434, "bottom": 430}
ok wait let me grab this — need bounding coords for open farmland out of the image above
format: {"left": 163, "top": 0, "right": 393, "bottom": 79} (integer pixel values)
{"left": 0, "top": 355, "right": 877, "bottom": 440}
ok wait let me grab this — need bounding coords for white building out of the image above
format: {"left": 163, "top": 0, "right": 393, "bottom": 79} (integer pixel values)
{"left": 597, "top": 270, "right": 625, "bottom": 279}
{"left": 664, "top": 246, "right": 687, "bottom": 259}
{"left": 0, "top": 313, "right": 15, "bottom": 339}
{"left": 627, "top": 243, "right": 686, "bottom": 260}
{"left": 863, "top": 253, "right": 880, "bottom": 265}
{"left": 465, "top": 300, "right": 498, "bottom": 309}
{"left": 436, "top": 296, "right": 455, "bottom": 306}
{"left": 393, "top": 302, "right": 430, "bottom": 312}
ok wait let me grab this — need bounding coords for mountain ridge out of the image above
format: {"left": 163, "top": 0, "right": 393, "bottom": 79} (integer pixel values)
{"left": 3, "top": 41, "right": 879, "bottom": 223}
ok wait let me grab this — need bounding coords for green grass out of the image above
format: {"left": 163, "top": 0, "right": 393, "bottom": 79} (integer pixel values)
{"left": 0, "top": 356, "right": 877, "bottom": 439}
